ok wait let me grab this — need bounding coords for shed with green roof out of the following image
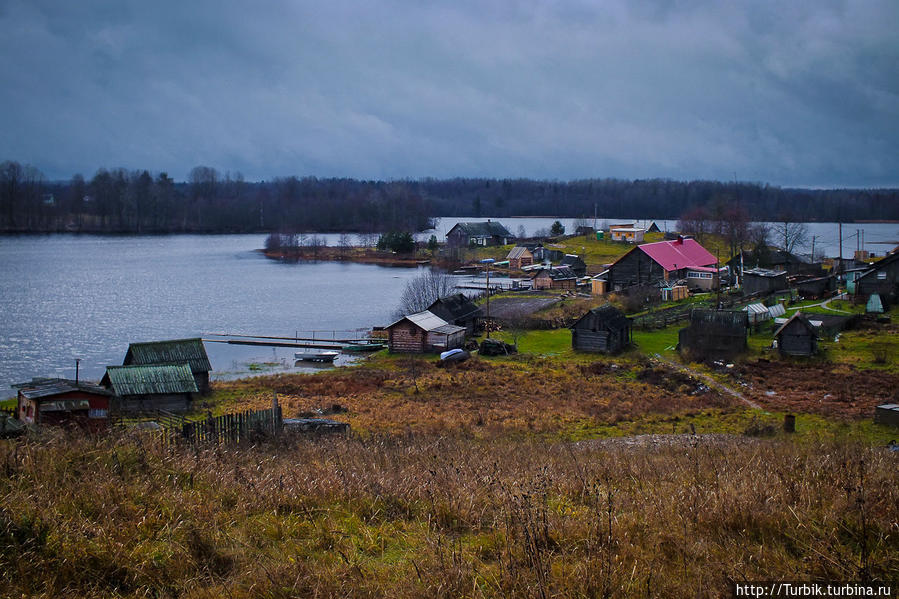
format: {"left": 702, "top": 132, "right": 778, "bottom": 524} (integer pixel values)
{"left": 102, "top": 364, "right": 198, "bottom": 414}
{"left": 123, "top": 338, "right": 211, "bottom": 393}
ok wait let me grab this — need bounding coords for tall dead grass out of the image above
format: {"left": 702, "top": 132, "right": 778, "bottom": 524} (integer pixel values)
{"left": 1, "top": 431, "right": 896, "bottom": 598}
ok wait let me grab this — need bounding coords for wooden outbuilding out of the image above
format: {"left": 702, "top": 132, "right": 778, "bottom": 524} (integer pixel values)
{"left": 571, "top": 305, "right": 632, "bottom": 353}
{"left": 609, "top": 224, "right": 645, "bottom": 243}
{"left": 123, "top": 338, "right": 212, "bottom": 393}
{"left": 560, "top": 254, "right": 587, "bottom": 276}
{"left": 742, "top": 268, "right": 788, "bottom": 296}
{"left": 855, "top": 251, "right": 899, "bottom": 306}
{"left": 386, "top": 311, "right": 466, "bottom": 353}
{"left": 506, "top": 246, "right": 535, "bottom": 270}
{"left": 531, "top": 266, "right": 578, "bottom": 290}
{"left": 427, "top": 293, "right": 482, "bottom": 335}
{"left": 446, "top": 220, "right": 515, "bottom": 248}
{"left": 14, "top": 378, "right": 113, "bottom": 431}
{"left": 102, "top": 363, "right": 198, "bottom": 413}
{"left": 774, "top": 312, "right": 818, "bottom": 356}
{"left": 678, "top": 309, "right": 748, "bottom": 360}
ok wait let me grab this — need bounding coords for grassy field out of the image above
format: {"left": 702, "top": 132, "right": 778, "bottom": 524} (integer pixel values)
{"left": 2, "top": 432, "right": 896, "bottom": 598}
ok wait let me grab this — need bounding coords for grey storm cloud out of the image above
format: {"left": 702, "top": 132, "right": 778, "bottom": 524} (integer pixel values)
{"left": 1, "top": 0, "right": 897, "bottom": 186}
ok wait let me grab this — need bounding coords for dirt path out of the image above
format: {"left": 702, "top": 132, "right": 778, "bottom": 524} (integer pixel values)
{"left": 652, "top": 355, "right": 762, "bottom": 410}
{"left": 786, "top": 293, "right": 852, "bottom": 314}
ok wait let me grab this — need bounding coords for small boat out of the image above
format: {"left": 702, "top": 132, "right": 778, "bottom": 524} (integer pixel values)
{"left": 341, "top": 342, "right": 386, "bottom": 352}
{"left": 294, "top": 349, "right": 340, "bottom": 363}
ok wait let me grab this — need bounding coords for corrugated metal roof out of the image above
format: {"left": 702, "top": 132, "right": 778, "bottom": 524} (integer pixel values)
{"left": 743, "top": 268, "right": 787, "bottom": 277}
{"left": 507, "top": 246, "right": 531, "bottom": 260}
{"left": 637, "top": 238, "right": 717, "bottom": 271}
{"left": 387, "top": 310, "right": 451, "bottom": 332}
{"left": 124, "top": 338, "right": 211, "bottom": 373}
{"left": 17, "top": 379, "right": 112, "bottom": 400}
{"left": 745, "top": 303, "right": 768, "bottom": 315}
{"left": 768, "top": 304, "right": 786, "bottom": 318}
{"left": 103, "top": 364, "right": 198, "bottom": 396}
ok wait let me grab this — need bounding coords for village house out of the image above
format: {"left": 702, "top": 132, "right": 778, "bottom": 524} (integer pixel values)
{"left": 531, "top": 266, "right": 578, "bottom": 290}
{"left": 445, "top": 220, "right": 515, "bottom": 248}
{"left": 123, "top": 338, "right": 212, "bottom": 393}
{"left": 741, "top": 268, "right": 788, "bottom": 296}
{"left": 791, "top": 274, "right": 836, "bottom": 299}
{"left": 560, "top": 254, "right": 587, "bottom": 276}
{"left": 506, "top": 246, "right": 534, "bottom": 270}
{"left": 574, "top": 225, "right": 595, "bottom": 236}
{"left": 854, "top": 251, "right": 899, "bottom": 306}
{"left": 678, "top": 309, "right": 748, "bottom": 360}
{"left": 426, "top": 293, "right": 482, "bottom": 335}
{"left": 646, "top": 221, "right": 662, "bottom": 233}
{"left": 609, "top": 224, "right": 645, "bottom": 243}
{"left": 102, "top": 363, "right": 198, "bottom": 413}
{"left": 386, "top": 310, "right": 466, "bottom": 353}
{"left": 570, "top": 305, "right": 632, "bottom": 353}
{"left": 731, "top": 248, "right": 822, "bottom": 277}
{"left": 774, "top": 312, "right": 818, "bottom": 356}
{"left": 14, "top": 378, "right": 113, "bottom": 431}
{"left": 606, "top": 236, "right": 717, "bottom": 292}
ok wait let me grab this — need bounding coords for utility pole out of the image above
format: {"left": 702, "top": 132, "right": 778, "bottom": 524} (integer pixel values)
{"left": 811, "top": 236, "right": 816, "bottom": 262}
{"left": 838, "top": 222, "right": 843, "bottom": 276}
{"left": 481, "top": 258, "right": 494, "bottom": 338}
{"left": 857, "top": 228, "right": 860, "bottom": 253}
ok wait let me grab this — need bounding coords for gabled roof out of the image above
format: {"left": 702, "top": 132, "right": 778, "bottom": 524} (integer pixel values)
{"left": 561, "top": 254, "right": 586, "bottom": 268}
{"left": 15, "top": 378, "right": 112, "bottom": 400}
{"left": 447, "top": 221, "right": 513, "bottom": 238}
{"left": 427, "top": 293, "right": 482, "bottom": 322}
{"left": 102, "top": 364, "right": 198, "bottom": 396}
{"left": 571, "top": 305, "right": 630, "bottom": 331}
{"left": 387, "top": 310, "right": 458, "bottom": 333}
{"left": 774, "top": 311, "right": 817, "bottom": 338}
{"left": 688, "top": 308, "right": 748, "bottom": 329}
{"left": 507, "top": 246, "right": 533, "bottom": 260}
{"left": 636, "top": 238, "right": 716, "bottom": 271}
{"left": 743, "top": 268, "right": 787, "bottom": 278}
{"left": 856, "top": 251, "right": 899, "bottom": 282}
{"left": 124, "top": 338, "right": 211, "bottom": 374}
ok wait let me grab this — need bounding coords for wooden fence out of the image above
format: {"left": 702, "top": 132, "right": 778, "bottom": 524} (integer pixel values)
{"left": 172, "top": 406, "right": 283, "bottom": 446}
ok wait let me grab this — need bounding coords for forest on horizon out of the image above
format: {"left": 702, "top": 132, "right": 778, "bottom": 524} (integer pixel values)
{"left": 2, "top": 160, "right": 897, "bottom": 234}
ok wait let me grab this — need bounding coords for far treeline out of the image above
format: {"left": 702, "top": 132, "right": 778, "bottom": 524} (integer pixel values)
{"left": 1, "top": 160, "right": 897, "bottom": 234}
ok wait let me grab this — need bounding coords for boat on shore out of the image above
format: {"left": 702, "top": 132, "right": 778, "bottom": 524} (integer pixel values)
{"left": 341, "top": 342, "right": 386, "bottom": 352}
{"left": 294, "top": 349, "right": 340, "bottom": 363}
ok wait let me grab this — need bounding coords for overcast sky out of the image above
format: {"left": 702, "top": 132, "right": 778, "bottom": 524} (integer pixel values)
{"left": 1, "top": 0, "right": 897, "bottom": 186}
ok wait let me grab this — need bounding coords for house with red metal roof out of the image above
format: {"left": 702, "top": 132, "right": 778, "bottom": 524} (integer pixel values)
{"left": 606, "top": 235, "right": 719, "bottom": 291}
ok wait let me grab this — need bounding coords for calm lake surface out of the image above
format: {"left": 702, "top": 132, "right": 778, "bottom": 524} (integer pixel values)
{"left": 0, "top": 235, "right": 426, "bottom": 399}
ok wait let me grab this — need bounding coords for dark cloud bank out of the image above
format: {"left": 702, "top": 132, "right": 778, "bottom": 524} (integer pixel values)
{"left": 1, "top": 0, "right": 897, "bottom": 187}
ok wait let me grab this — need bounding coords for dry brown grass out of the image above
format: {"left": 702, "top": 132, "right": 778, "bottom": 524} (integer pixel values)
{"left": 211, "top": 358, "right": 736, "bottom": 435}
{"left": 1, "top": 432, "right": 897, "bottom": 598}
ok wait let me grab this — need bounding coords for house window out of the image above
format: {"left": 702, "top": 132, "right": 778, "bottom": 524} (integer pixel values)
{"left": 687, "top": 271, "right": 713, "bottom": 279}
{"left": 877, "top": 272, "right": 886, "bottom": 280}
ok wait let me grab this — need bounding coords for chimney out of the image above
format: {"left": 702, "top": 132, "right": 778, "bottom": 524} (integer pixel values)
{"left": 677, "top": 235, "right": 684, "bottom": 244}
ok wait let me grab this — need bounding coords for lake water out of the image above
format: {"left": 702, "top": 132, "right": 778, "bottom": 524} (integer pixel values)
{"left": 0, "top": 235, "right": 427, "bottom": 399}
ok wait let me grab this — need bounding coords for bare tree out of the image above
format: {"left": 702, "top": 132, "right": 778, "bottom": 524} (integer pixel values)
{"left": 395, "top": 270, "right": 457, "bottom": 317}
{"left": 516, "top": 224, "right": 527, "bottom": 240}
{"left": 774, "top": 217, "right": 809, "bottom": 254}
{"left": 677, "top": 206, "right": 711, "bottom": 241}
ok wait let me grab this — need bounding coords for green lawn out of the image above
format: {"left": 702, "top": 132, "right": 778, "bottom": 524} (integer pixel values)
{"left": 631, "top": 325, "right": 680, "bottom": 357}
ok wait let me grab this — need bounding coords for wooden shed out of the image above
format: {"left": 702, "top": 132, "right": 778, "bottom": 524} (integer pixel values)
{"left": 571, "top": 305, "right": 632, "bottom": 353}
{"left": 855, "top": 251, "right": 899, "bottom": 306}
{"left": 507, "top": 246, "right": 535, "bottom": 270}
{"left": 123, "top": 338, "right": 212, "bottom": 393}
{"left": 531, "top": 266, "right": 578, "bottom": 290}
{"left": 14, "top": 378, "right": 112, "bottom": 432}
{"left": 560, "top": 254, "right": 587, "bottom": 276}
{"left": 386, "top": 311, "right": 466, "bottom": 353}
{"left": 102, "top": 363, "right": 198, "bottom": 413}
{"left": 427, "top": 293, "right": 482, "bottom": 335}
{"left": 678, "top": 309, "right": 748, "bottom": 360}
{"left": 774, "top": 312, "right": 818, "bottom": 356}
{"left": 742, "top": 268, "right": 788, "bottom": 296}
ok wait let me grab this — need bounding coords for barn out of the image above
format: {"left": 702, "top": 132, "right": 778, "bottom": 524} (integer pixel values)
{"left": 427, "top": 293, "right": 482, "bottom": 335}
{"left": 386, "top": 311, "right": 466, "bottom": 353}
{"left": 560, "top": 254, "right": 587, "bottom": 276}
{"left": 774, "top": 312, "right": 818, "bottom": 356}
{"left": 123, "top": 338, "right": 212, "bottom": 394}
{"left": 14, "top": 378, "right": 113, "bottom": 431}
{"left": 678, "top": 309, "right": 748, "bottom": 360}
{"left": 741, "top": 268, "right": 788, "bottom": 296}
{"left": 102, "top": 363, "right": 199, "bottom": 414}
{"left": 571, "top": 305, "right": 632, "bottom": 353}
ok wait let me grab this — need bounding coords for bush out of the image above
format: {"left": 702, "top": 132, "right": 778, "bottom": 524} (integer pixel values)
{"left": 377, "top": 231, "right": 415, "bottom": 253}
